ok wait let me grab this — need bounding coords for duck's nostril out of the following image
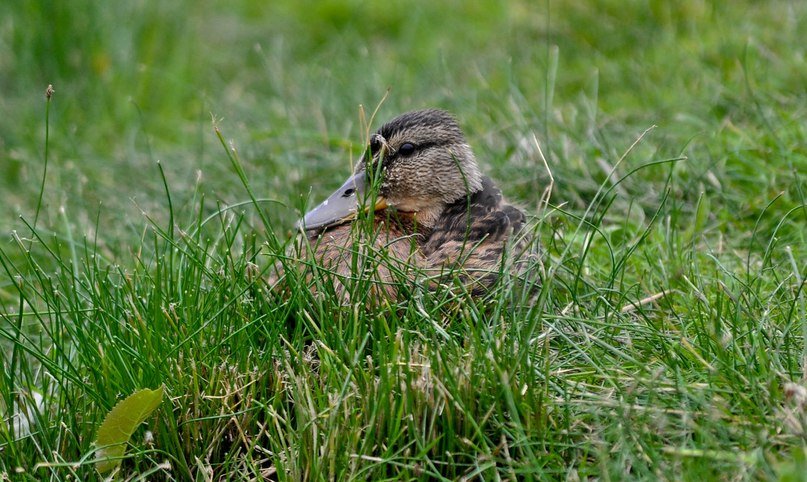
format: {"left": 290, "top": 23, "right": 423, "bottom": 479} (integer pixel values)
{"left": 342, "top": 188, "right": 355, "bottom": 197}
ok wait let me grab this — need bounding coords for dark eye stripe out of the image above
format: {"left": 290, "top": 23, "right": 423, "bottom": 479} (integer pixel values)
{"left": 375, "top": 140, "right": 444, "bottom": 170}
{"left": 393, "top": 141, "right": 438, "bottom": 158}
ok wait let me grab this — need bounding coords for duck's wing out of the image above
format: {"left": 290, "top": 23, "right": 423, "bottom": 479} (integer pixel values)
{"left": 422, "top": 177, "right": 528, "bottom": 291}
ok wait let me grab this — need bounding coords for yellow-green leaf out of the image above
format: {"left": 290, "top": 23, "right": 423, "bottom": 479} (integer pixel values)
{"left": 94, "top": 386, "right": 164, "bottom": 474}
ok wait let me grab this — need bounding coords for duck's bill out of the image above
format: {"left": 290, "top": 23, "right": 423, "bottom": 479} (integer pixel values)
{"left": 296, "top": 171, "right": 388, "bottom": 231}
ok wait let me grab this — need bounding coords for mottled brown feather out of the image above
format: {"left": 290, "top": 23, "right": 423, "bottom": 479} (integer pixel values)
{"left": 270, "top": 217, "right": 425, "bottom": 302}
{"left": 421, "top": 176, "right": 528, "bottom": 293}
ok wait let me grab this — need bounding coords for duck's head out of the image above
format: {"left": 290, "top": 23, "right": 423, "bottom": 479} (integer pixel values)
{"left": 299, "top": 109, "right": 483, "bottom": 232}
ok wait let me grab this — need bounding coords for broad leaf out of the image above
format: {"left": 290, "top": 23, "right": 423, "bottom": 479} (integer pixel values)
{"left": 94, "top": 386, "right": 164, "bottom": 474}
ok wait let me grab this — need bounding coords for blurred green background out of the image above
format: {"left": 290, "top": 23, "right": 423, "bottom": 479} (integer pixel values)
{"left": 1, "top": 0, "right": 805, "bottom": 248}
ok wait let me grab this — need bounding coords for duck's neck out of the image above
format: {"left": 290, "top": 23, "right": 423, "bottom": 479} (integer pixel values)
{"left": 436, "top": 176, "right": 501, "bottom": 220}
{"left": 394, "top": 176, "right": 500, "bottom": 233}
{"left": 383, "top": 209, "right": 439, "bottom": 239}
{"left": 393, "top": 197, "right": 470, "bottom": 234}
{"left": 404, "top": 206, "right": 446, "bottom": 231}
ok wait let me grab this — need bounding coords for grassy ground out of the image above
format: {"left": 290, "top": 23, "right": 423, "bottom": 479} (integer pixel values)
{"left": 1, "top": 0, "right": 806, "bottom": 480}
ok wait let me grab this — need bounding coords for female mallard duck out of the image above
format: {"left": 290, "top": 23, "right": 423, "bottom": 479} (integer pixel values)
{"left": 290, "top": 109, "right": 528, "bottom": 299}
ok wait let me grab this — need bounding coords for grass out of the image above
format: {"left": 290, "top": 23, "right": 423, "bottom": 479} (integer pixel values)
{"left": 1, "top": 0, "right": 806, "bottom": 480}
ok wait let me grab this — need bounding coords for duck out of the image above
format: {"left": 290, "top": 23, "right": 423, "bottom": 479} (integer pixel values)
{"left": 284, "top": 109, "right": 529, "bottom": 299}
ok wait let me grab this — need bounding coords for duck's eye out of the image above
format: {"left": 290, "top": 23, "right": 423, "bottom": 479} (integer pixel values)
{"left": 342, "top": 188, "right": 355, "bottom": 197}
{"left": 398, "top": 142, "right": 416, "bottom": 157}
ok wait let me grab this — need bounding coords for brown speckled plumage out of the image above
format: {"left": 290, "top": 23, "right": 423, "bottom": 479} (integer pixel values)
{"left": 277, "top": 109, "right": 529, "bottom": 300}
{"left": 294, "top": 218, "right": 424, "bottom": 300}
{"left": 420, "top": 175, "right": 527, "bottom": 293}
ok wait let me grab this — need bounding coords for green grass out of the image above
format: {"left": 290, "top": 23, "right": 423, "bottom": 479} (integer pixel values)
{"left": 2, "top": 0, "right": 806, "bottom": 480}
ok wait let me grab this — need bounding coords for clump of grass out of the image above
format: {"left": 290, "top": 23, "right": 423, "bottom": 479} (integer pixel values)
{"left": 2, "top": 102, "right": 804, "bottom": 479}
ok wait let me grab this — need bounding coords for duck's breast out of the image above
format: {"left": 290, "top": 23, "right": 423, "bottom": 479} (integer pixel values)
{"left": 302, "top": 219, "right": 424, "bottom": 300}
